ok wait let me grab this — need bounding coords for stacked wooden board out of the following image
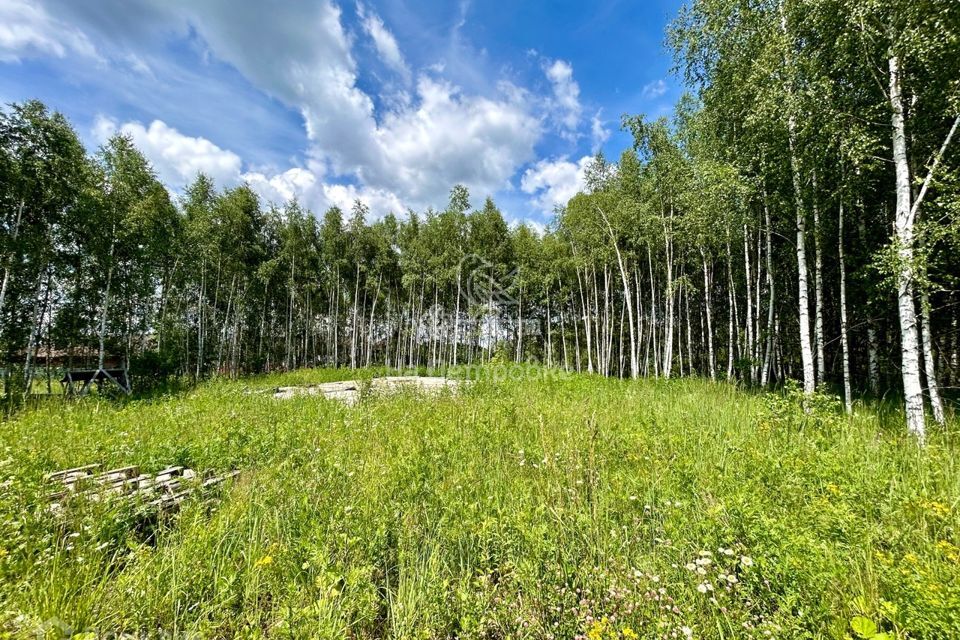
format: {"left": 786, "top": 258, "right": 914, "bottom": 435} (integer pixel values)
{"left": 46, "top": 464, "right": 238, "bottom": 513}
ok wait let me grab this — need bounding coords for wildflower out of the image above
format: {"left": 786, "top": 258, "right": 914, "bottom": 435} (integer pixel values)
{"left": 936, "top": 541, "right": 960, "bottom": 563}
{"left": 623, "top": 626, "right": 638, "bottom": 639}
{"left": 681, "top": 626, "right": 693, "bottom": 639}
{"left": 826, "top": 483, "right": 841, "bottom": 496}
{"left": 725, "top": 574, "right": 738, "bottom": 584}
{"left": 740, "top": 556, "right": 753, "bottom": 567}
{"left": 685, "top": 563, "right": 696, "bottom": 571}
{"left": 254, "top": 554, "right": 274, "bottom": 568}
{"left": 924, "top": 500, "right": 950, "bottom": 517}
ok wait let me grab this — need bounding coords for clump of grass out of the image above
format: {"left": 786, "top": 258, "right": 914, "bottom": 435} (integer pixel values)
{"left": 0, "top": 369, "right": 957, "bottom": 638}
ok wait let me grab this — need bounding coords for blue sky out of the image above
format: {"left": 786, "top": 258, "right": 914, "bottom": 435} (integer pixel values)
{"left": 0, "top": 0, "right": 683, "bottom": 225}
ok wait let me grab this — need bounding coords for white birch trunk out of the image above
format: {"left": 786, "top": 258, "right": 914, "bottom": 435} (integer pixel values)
{"left": 812, "top": 172, "right": 826, "bottom": 385}
{"left": 762, "top": 191, "right": 776, "bottom": 386}
{"left": 700, "top": 248, "right": 715, "bottom": 380}
{"left": 788, "top": 114, "right": 816, "bottom": 396}
{"left": 889, "top": 54, "right": 926, "bottom": 440}
{"left": 920, "top": 291, "right": 946, "bottom": 425}
{"left": 597, "top": 205, "right": 638, "bottom": 378}
{"left": 838, "top": 200, "right": 852, "bottom": 414}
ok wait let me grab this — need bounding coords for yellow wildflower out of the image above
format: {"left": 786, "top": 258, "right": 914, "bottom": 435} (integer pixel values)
{"left": 254, "top": 554, "right": 274, "bottom": 569}
{"left": 936, "top": 540, "right": 960, "bottom": 563}
{"left": 587, "top": 618, "right": 608, "bottom": 640}
{"left": 622, "top": 626, "right": 638, "bottom": 639}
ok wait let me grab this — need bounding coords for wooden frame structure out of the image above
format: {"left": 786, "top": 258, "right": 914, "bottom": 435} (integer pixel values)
{"left": 60, "top": 368, "right": 131, "bottom": 396}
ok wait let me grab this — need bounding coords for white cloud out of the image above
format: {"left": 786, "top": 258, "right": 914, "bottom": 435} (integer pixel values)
{"left": 545, "top": 59, "right": 582, "bottom": 138}
{"left": 366, "top": 76, "right": 540, "bottom": 202}
{"left": 319, "top": 182, "right": 406, "bottom": 217}
{"left": 357, "top": 2, "right": 410, "bottom": 83}
{"left": 92, "top": 116, "right": 406, "bottom": 218}
{"left": 241, "top": 167, "right": 317, "bottom": 204}
{"left": 591, "top": 110, "right": 610, "bottom": 151}
{"left": 242, "top": 166, "right": 405, "bottom": 218}
{"left": 0, "top": 0, "right": 100, "bottom": 62}
{"left": 33, "top": 0, "right": 556, "bottom": 218}
{"left": 150, "top": 0, "right": 540, "bottom": 209}
{"left": 124, "top": 53, "right": 152, "bottom": 76}
{"left": 641, "top": 79, "right": 668, "bottom": 100}
{"left": 520, "top": 155, "right": 592, "bottom": 214}
{"left": 93, "top": 116, "right": 242, "bottom": 189}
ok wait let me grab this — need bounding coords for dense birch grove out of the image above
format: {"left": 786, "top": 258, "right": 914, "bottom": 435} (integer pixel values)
{"left": 1, "top": 1, "right": 958, "bottom": 437}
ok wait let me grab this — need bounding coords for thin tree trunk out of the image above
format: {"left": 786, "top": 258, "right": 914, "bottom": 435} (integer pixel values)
{"left": 700, "top": 248, "right": 715, "bottom": 380}
{"left": 662, "top": 215, "right": 674, "bottom": 379}
{"left": 812, "top": 171, "right": 826, "bottom": 385}
{"left": 889, "top": 53, "right": 926, "bottom": 440}
{"left": 453, "top": 268, "right": 461, "bottom": 365}
{"left": 0, "top": 199, "right": 25, "bottom": 333}
{"left": 743, "top": 223, "right": 754, "bottom": 384}
{"left": 597, "top": 205, "right": 638, "bottom": 378}
{"left": 647, "top": 245, "right": 659, "bottom": 378}
{"left": 838, "top": 200, "right": 852, "bottom": 414}
{"left": 98, "top": 233, "right": 117, "bottom": 371}
{"left": 546, "top": 289, "right": 553, "bottom": 367}
{"left": 920, "top": 291, "right": 946, "bottom": 425}
{"left": 780, "top": 4, "right": 816, "bottom": 396}
{"left": 575, "top": 261, "right": 593, "bottom": 374}
{"left": 761, "top": 189, "right": 775, "bottom": 386}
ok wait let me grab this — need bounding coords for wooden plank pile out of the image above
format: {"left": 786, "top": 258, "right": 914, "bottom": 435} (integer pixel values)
{"left": 46, "top": 464, "right": 239, "bottom": 513}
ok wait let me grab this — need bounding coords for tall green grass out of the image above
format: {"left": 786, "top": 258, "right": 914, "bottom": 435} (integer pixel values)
{"left": 0, "top": 369, "right": 957, "bottom": 638}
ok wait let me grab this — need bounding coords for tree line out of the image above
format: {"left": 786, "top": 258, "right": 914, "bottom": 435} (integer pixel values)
{"left": 1, "top": 1, "right": 958, "bottom": 438}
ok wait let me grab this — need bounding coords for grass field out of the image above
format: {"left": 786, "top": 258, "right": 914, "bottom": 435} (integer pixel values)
{"left": 0, "top": 368, "right": 958, "bottom": 639}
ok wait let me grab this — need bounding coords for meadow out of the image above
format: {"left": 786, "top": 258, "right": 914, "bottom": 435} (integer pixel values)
{"left": 0, "top": 368, "right": 958, "bottom": 639}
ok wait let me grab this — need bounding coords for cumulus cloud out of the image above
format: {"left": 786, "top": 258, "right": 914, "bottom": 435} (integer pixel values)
{"left": 520, "top": 155, "right": 592, "bottom": 214}
{"left": 92, "top": 116, "right": 406, "bottom": 218}
{"left": 30, "top": 0, "right": 565, "bottom": 217}
{"left": 365, "top": 76, "right": 540, "bottom": 202}
{"left": 356, "top": 1, "right": 410, "bottom": 83}
{"left": 0, "top": 0, "right": 100, "bottom": 62}
{"left": 641, "top": 79, "right": 668, "bottom": 100}
{"left": 545, "top": 59, "right": 582, "bottom": 138}
{"left": 137, "top": 0, "right": 541, "bottom": 209}
{"left": 242, "top": 166, "right": 405, "bottom": 217}
{"left": 93, "top": 116, "right": 242, "bottom": 188}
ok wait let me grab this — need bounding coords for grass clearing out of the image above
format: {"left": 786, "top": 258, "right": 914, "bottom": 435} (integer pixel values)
{"left": 0, "top": 368, "right": 958, "bottom": 638}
